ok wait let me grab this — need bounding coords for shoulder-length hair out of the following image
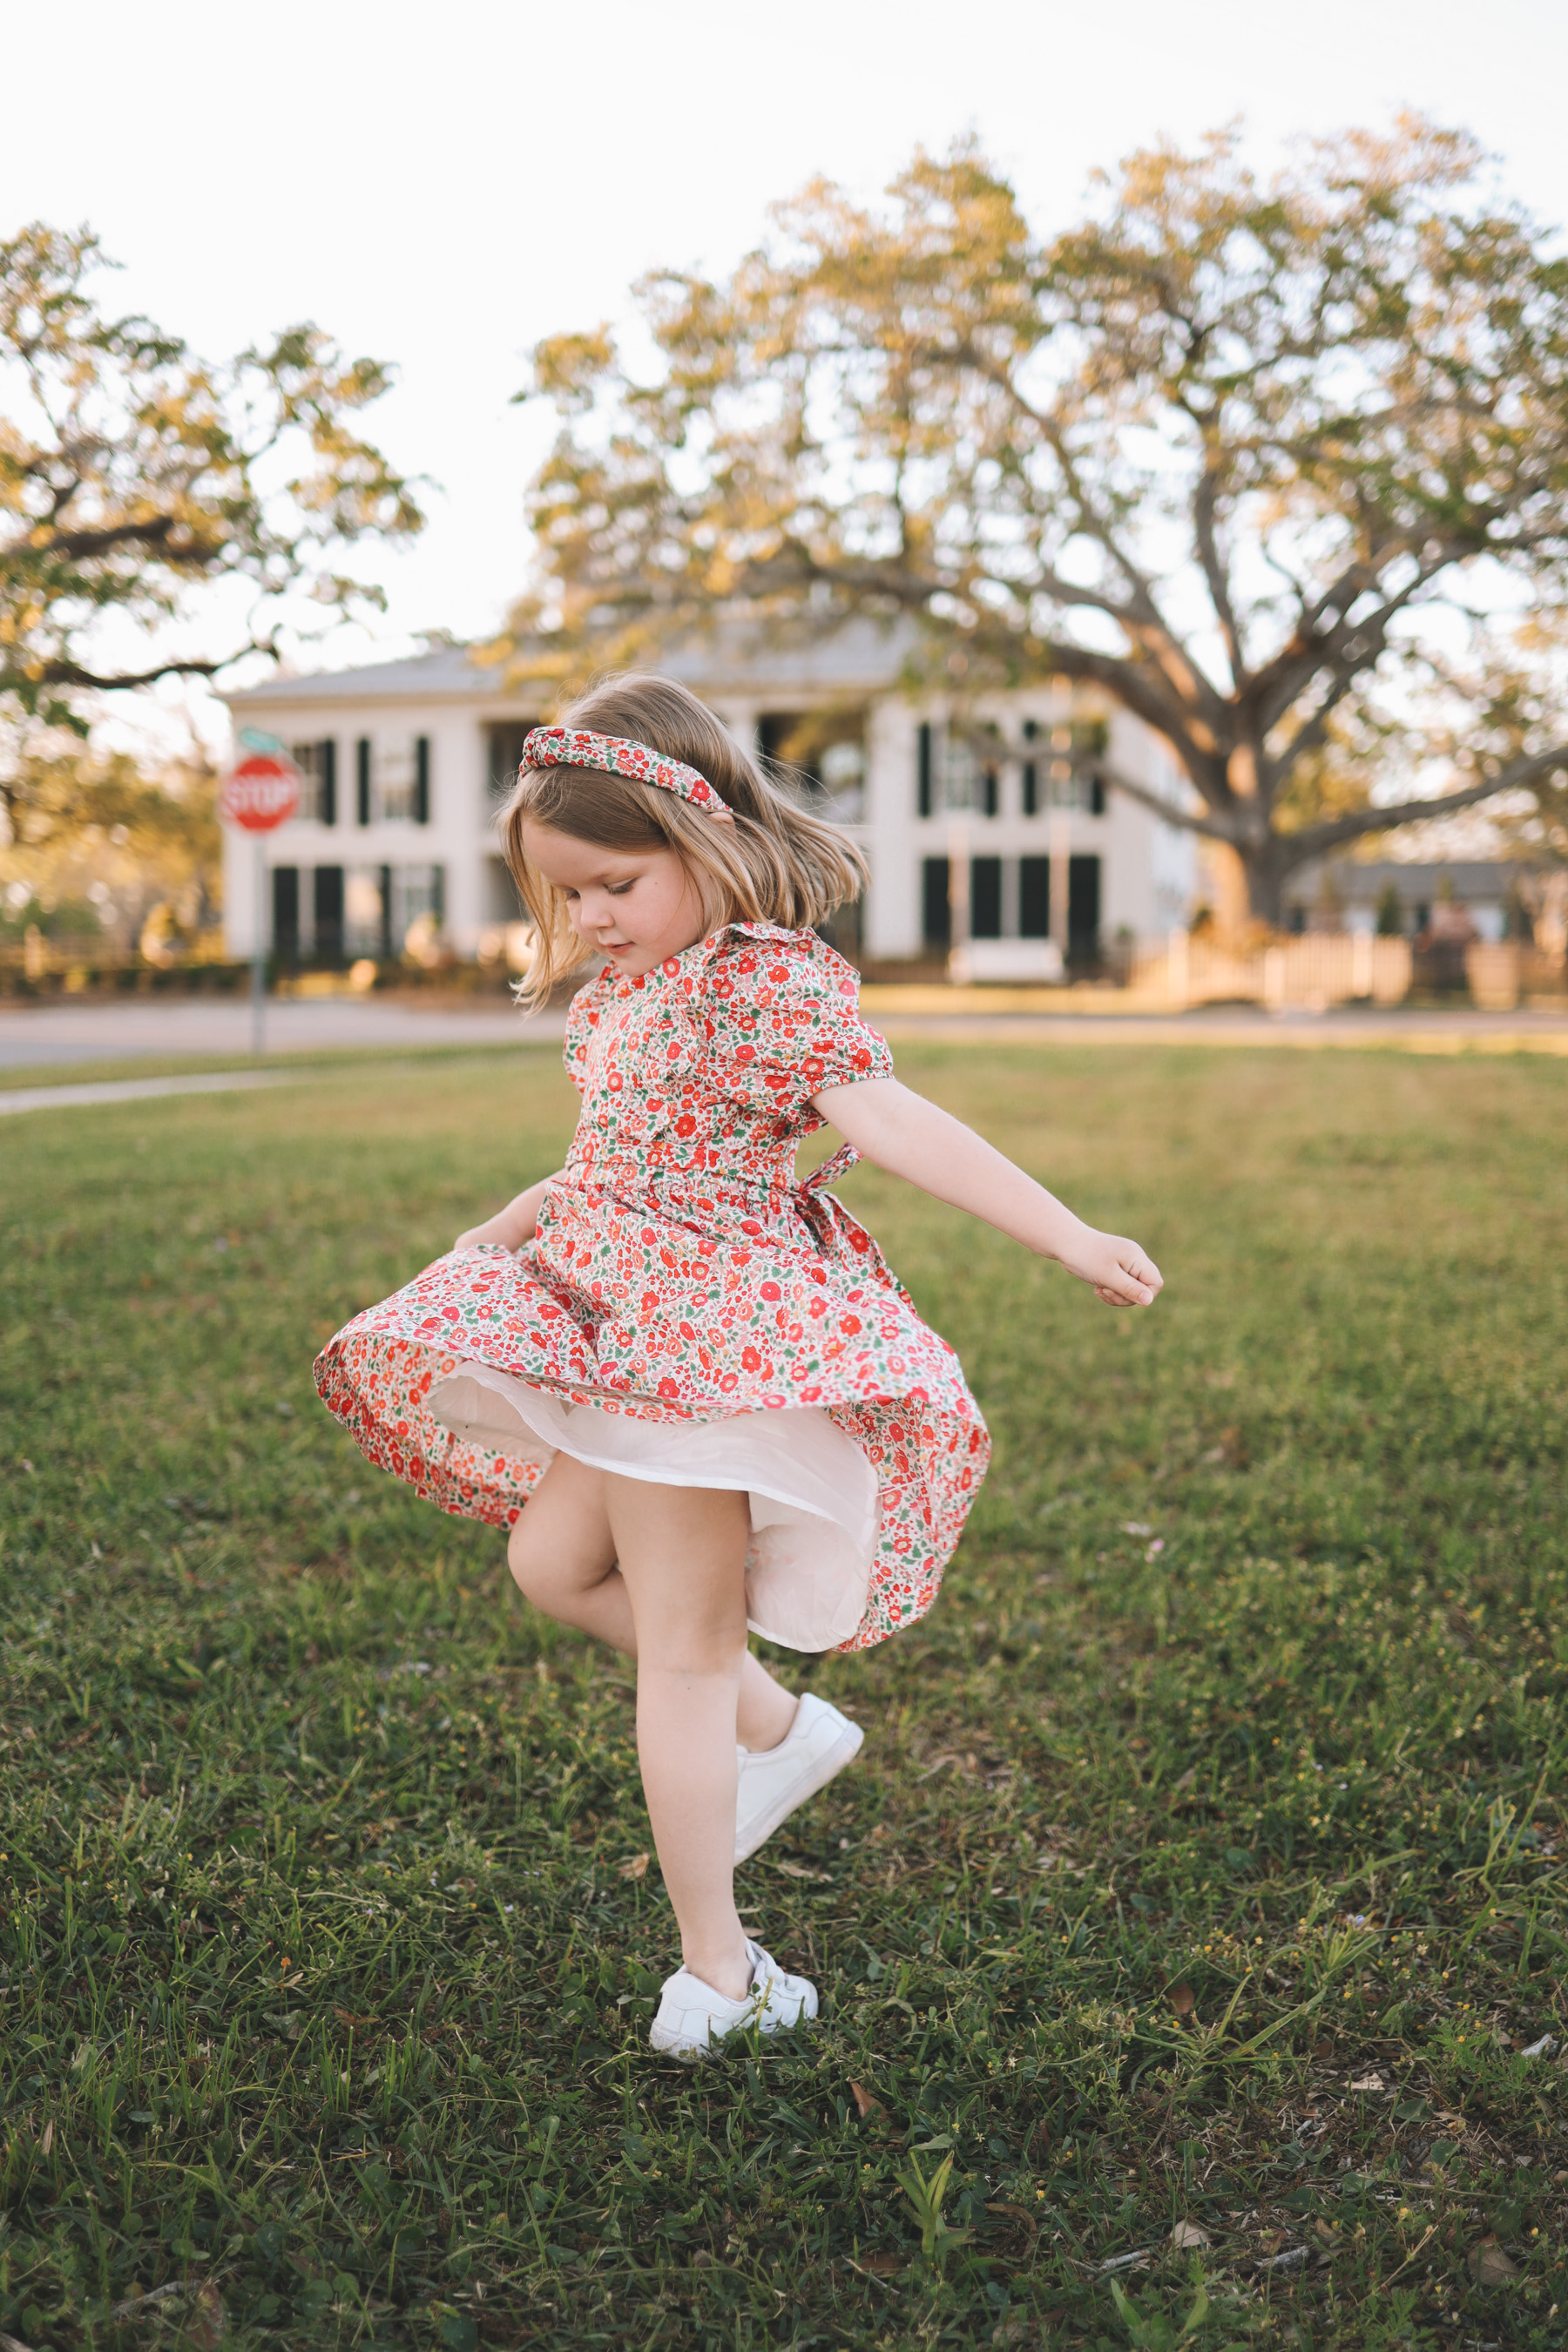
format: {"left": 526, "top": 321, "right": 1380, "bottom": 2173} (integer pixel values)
{"left": 497, "top": 672, "right": 868, "bottom": 1008}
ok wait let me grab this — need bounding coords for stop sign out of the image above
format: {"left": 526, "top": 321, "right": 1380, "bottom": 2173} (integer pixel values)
{"left": 221, "top": 733, "right": 301, "bottom": 832}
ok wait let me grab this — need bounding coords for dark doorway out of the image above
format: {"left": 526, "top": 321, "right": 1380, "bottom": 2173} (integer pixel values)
{"left": 758, "top": 713, "right": 822, "bottom": 787}
{"left": 313, "top": 865, "right": 344, "bottom": 963}
{"left": 922, "top": 856, "right": 951, "bottom": 948}
{"left": 1069, "top": 855, "right": 1101, "bottom": 956}
{"left": 970, "top": 856, "right": 1002, "bottom": 938}
{"left": 1020, "top": 855, "right": 1051, "bottom": 938}
{"left": 272, "top": 866, "right": 299, "bottom": 963}
{"left": 486, "top": 723, "right": 540, "bottom": 804}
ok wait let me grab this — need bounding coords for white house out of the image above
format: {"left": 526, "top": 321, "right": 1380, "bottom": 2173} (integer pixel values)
{"left": 220, "top": 621, "right": 1197, "bottom": 970}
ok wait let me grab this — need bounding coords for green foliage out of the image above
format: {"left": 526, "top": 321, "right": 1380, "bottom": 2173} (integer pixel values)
{"left": 0, "top": 742, "right": 223, "bottom": 948}
{"left": 0, "top": 222, "right": 424, "bottom": 727}
{"left": 1109, "top": 2274, "right": 1211, "bottom": 2349}
{"left": 893, "top": 2150, "right": 970, "bottom": 2268}
{"left": 511, "top": 122, "right": 1568, "bottom": 915}
{"left": 2, "top": 1040, "right": 1566, "bottom": 2349}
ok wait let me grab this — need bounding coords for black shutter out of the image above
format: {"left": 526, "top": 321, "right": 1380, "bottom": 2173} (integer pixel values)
{"left": 1068, "top": 855, "right": 1102, "bottom": 956}
{"left": 272, "top": 865, "right": 300, "bottom": 962}
{"left": 917, "top": 722, "right": 933, "bottom": 818}
{"left": 414, "top": 736, "right": 430, "bottom": 825}
{"left": 1089, "top": 775, "right": 1106, "bottom": 816}
{"left": 378, "top": 864, "right": 393, "bottom": 959}
{"left": 313, "top": 865, "right": 344, "bottom": 962}
{"left": 982, "top": 766, "right": 999, "bottom": 818}
{"left": 1021, "top": 717, "right": 1039, "bottom": 816}
{"left": 320, "top": 740, "right": 337, "bottom": 828}
{"left": 922, "top": 856, "right": 951, "bottom": 947}
{"left": 356, "top": 739, "right": 371, "bottom": 826}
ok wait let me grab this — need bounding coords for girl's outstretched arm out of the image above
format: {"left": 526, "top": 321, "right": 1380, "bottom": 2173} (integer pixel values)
{"left": 812, "top": 1078, "right": 1161, "bottom": 1308}
{"left": 454, "top": 1173, "right": 560, "bottom": 1254}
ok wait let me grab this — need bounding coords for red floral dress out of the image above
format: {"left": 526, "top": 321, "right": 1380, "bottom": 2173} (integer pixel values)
{"left": 313, "top": 923, "right": 990, "bottom": 1652}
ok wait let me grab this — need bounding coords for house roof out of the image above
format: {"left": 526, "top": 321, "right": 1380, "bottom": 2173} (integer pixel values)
{"left": 1288, "top": 858, "right": 1544, "bottom": 902}
{"left": 221, "top": 615, "right": 928, "bottom": 712}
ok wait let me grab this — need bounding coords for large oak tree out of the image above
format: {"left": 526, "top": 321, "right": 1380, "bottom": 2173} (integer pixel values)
{"left": 2, "top": 223, "right": 423, "bottom": 734}
{"left": 509, "top": 121, "right": 1568, "bottom": 924}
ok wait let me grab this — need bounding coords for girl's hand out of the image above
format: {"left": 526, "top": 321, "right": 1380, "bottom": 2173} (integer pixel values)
{"left": 1055, "top": 1227, "right": 1164, "bottom": 1308}
{"left": 452, "top": 1174, "right": 559, "bottom": 1255}
{"left": 452, "top": 1214, "right": 517, "bottom": 1254}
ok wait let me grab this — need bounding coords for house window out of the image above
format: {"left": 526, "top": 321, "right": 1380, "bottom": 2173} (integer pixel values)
{"left": 922, "top": 855, "right": 950, "bottom": 947}
{"left": 390, "top": 862, "right": 443, "bottom": 950}
{"left": 380, "top": 739, "right": 422, "bottom": 822}
{"left": 290, "top": 740, "right": 337, "bottom": 826}
{"left": 917, "top": 722, "right": 934, "bottom": 818}
{"left": 345, "top": 865, "right": 388, "bottom": 954}
{"left": 355, "top": 739, "right": 372, "bottom": 827}
{"left": 970, "top": 856, "right": 1002, "bottom": 938}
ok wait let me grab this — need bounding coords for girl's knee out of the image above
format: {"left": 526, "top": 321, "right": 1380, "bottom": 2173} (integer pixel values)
{"left": 506, "top": 1518, "right": 557, "bottom": 1606}
{"left": 506, "top": 1516, "right": 609, "bottom": 1618}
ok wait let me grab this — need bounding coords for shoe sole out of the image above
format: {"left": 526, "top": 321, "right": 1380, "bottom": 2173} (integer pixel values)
{"left": 734, "top": 1719, "right": 864, "bottom": 1864}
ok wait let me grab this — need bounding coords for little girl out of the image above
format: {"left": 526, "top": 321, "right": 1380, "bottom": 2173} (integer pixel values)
{"left": 314, "top": 674, "right": 1160, "bottom": 2058}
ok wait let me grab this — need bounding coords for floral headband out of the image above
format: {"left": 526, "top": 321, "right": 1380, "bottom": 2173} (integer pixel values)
{"left": 518, "top": 726, "right": 732, "bottom": 817}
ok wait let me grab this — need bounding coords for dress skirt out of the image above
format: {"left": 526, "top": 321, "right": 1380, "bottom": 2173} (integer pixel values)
{"left": 313, "top": 923, "right": 990, "bottom": 1654}
{"left": 429, "top": 1363, "right": 878, "bottom": 1651}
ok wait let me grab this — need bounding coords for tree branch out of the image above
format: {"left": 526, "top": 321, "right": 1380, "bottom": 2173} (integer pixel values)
{"left": 1190, "top": 451, "right": 1247, "bottom": 689}
{"left": 13, "top": 513, "right": 179, "bottom": 564}
{"left": 1279, "top": 741, "right": 1568, "bottom": 862}
{"left": 17, "top": 640, "right": 275, "bottom": 693}
{"left": 1096, "top": 762, "right": 1241, "bottom": 845}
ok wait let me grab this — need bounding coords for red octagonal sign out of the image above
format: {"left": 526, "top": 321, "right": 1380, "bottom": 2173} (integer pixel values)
{"left": 221, "top": 737, "right": 301, "bottom": 832}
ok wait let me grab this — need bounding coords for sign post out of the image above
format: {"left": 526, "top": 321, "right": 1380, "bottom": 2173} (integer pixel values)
{"left": 220, "top": 730, "right": 301, "bottom": 1056}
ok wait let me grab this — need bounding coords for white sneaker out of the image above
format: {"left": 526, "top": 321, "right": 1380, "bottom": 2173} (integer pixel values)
{"left": 735, "top": 1692, "right": 864, "bottom": 1864}
{"left": 649, "top": 1939, "right": 818, "bottom": 2060}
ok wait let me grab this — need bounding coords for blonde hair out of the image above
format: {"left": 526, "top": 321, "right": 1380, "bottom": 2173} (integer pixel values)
{"left": 498, "top": 673, "right": 868, "bottom": 1007}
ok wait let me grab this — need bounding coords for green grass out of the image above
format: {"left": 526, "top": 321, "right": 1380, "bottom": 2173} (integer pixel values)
{"left": 3, "top": 1043, "right": 1565, "bottom": 2352}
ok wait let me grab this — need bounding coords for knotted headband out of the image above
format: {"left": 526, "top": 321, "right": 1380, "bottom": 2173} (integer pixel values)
{"left": 519, "top": 726, "right": 731, "bottom": 816}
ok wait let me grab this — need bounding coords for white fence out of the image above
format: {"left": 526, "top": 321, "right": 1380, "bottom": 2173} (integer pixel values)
{"left": 1128, "top": 931, "right": 1413, "bottom": 1010}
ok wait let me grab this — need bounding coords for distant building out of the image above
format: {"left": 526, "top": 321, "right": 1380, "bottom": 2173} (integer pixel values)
{"left": 220, "top": 622, "right": 1198, "bottom": 968}
{"left": 1282, "top": 859, "right": 1542, "bottom": 943}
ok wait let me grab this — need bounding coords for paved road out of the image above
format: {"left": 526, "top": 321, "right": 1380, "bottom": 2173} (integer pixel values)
{"left": 0, "top": 996, "right": 563, "bottom": 1069}
{"left": 2, "top": 991, "right": 1565, "bottom": 1078}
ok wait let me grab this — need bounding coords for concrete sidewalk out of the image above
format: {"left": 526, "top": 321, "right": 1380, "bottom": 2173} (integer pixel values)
{"left": 2, "top": 990, "right": 1566, "bottom": 1078}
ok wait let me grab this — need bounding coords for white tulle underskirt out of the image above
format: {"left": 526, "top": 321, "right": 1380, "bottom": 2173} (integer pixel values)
{"left": 428, "top": 1365, "right": 878, "bottom": 1652}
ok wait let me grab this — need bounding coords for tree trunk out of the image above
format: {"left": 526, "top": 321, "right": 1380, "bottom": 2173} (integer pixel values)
{"left": 1208, "top": 841, "right": 1255, "bottom": 938}
{"left": 1234, "top": 841, "right": 1289, "bottom": 930}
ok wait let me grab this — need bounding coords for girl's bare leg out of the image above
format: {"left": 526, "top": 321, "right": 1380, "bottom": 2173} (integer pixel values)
{"left": 604, "top": 1471, "right": 754, "bottom": 2000}
{"left": 506, "top": 1455, "right": 796, "bottom": 1750}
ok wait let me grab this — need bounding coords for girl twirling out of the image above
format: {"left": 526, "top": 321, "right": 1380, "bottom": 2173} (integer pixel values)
{"left": 314, "top": 673, "right": 1161, "bottom": 2057}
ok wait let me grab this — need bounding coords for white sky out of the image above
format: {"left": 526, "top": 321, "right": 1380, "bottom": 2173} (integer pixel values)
{"left": 6, "top": 0, "right": 1568, "bottom": 755}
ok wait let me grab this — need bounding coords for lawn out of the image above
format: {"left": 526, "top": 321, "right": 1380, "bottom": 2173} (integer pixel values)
{"left": 2, "top": 1040, "right": 1565, "bottom": 2352}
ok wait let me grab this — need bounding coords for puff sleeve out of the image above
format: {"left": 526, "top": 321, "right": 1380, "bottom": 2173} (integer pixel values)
{"left": 700, "top": 927, "right": 892, "bottom": 1127}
